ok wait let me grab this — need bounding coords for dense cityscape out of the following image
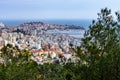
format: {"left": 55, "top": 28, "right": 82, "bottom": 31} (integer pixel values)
{"left": 0, "top": 8, "right": 120, "bottom": 80}
{"left": 0, "top": 0, "right": 120, "bottom": 79}
{"left": 0, "top": 22, "right": 85, "bottom": 65}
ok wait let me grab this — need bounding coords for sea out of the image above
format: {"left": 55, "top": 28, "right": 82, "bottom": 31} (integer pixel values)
{"left": 0, "top": 19, "right": 92, "bottom": 29}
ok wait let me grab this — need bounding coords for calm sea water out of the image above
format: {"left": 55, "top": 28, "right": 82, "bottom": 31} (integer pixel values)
{"left": 0, "top": 19, "right": 92, "bottom": 29}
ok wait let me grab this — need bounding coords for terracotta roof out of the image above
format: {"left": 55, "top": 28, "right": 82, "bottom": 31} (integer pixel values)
{"left": 31, "top": 49, "right": 43, "bottom": 53}
{"left": 0, "top": 44, "right": 4, "bottom": 47}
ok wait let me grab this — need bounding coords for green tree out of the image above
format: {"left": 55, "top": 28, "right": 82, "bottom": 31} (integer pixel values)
{"left": 0, "top": 45, "right": 39, "bottom": 80}
{"left": 74, "top": 8, "right": 120, "bottom": 80}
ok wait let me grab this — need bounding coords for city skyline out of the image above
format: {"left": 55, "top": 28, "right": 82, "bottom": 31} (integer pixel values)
{"left": 0, "top": 0, "right": 120, "bottom": 20}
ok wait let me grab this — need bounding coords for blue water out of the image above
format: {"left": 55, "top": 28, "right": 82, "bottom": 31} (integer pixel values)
{"left": 0, "top": 19, "right": 92, "bottom": 29}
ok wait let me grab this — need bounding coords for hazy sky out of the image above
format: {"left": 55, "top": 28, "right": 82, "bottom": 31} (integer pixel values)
{"left": 0, "top": 0, "right": 120, "bottom": 20}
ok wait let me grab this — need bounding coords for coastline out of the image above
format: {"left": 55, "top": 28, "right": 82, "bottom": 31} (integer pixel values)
{"left": 0, "top": 19, "right": 92, "bottom": 29}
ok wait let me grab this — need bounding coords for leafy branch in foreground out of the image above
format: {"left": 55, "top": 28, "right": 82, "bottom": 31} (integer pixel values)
{"left": 74, "top": 8, "right": 120, "bottom": 80}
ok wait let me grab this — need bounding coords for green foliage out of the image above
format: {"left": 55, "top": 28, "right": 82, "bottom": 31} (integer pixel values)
{"left": 38, "top": 63, "right": 71, "bottom": 80}
{"left": 0, "top": 45, "right": 39, "bottom": 80}
{"left": 0, "top": 61, "right": 39, "bottom": 80}
{"left": 74, "top": 8, "right": 120, "bottom": 80}
{"left": 83, "top": 8, "right": 118, "bottom": 55}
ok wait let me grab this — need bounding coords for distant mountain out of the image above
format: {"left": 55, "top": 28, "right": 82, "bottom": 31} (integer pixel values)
{"left": 17, "top": 21, "right": 85, "bottom": 30}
